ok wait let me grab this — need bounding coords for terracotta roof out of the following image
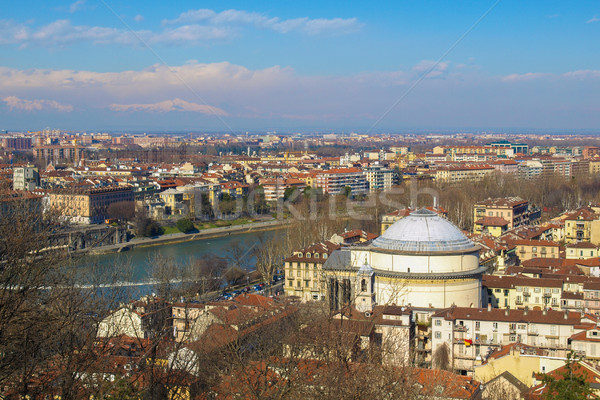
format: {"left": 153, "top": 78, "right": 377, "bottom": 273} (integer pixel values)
{"left": 476, "top": 197, "right": 528, "bottom": 208}
{"left": 483, "top": 274, "right": 563, "bottom": 289}
{"left": 475, "top": 216, "right": 509, "bottom": 227}
{"left": 432, "top": 307, "right": 582, "bottom": 325}
{"left": 506, "top": 239, "right": 560, "bottom": 247}
{"left": 566, "top": 242, "right": 597, "bottom": 249}
{"left": 561, "top": 291, "right": 584, "bottom": 300}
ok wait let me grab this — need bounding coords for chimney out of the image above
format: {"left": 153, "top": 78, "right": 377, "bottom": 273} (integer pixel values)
{"left": 564, "top": 310, "right": 569, "bottom": 320}
{"left": 505, "top": 308, "right": 509, "bottom": 316}
{"left": 487, "top": 303, "right": 492, "bottom": 312}
{"left": 543, "top": 309, "right": 547, "bottom": 315}
{"left": 524, "top": 306, "right": 528, "bottom": 316}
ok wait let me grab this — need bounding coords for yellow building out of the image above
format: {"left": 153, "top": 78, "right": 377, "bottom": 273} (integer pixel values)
{"left": 566, "top": 242, "right": 599, "bottom": 260}
{"left": 474, "top": 343, "right": 566, "bottom": 386}
{"left": 483, "top": 275, "right": 563, "bottom": 310}
{"left": 159, "top": 188, "right": 184, "bottom": 215}
{"left": 589, "top": 160, "right": 600, "bottom": 175}
{"left": 563, "top": 207, "right": 600, "bottom": 244}
{"left": 506, "top": 239, "right": 560, "bottom": 262}
{"left": 472, "top": 217, "right": 509, "bottom": 237}
{"left": 433, "top": 165, "right": 495, "bottom": 183}
{"left": 284, "top": 241, "right": 340, "bottom": 302}
{"left": 49, "top": 186, "right": 134, "bottom": 224}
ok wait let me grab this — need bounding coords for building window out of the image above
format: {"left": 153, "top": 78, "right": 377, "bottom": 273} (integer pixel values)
{"left": 323, "top": 254, "right": 328, "bottom": 259}
{"left": 475, "top": 322, "right": 480, "bottom": 330}
{"left": 435, "top": 320, "right": 442, "bottom": 326}
{"left": 361, "top": 279, "right": 367, "bottom": 292}
{"left": 435, "top": 331, "right": 441, "bottom": 339}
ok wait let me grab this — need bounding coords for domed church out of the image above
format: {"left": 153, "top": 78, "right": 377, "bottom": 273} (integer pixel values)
{"left": 322, "top": 209, "right": 485, "bottom": 312}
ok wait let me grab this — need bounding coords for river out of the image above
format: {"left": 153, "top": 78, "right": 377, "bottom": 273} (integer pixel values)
{"left": 72, "top": 230, "right": 277, "bottom": 295}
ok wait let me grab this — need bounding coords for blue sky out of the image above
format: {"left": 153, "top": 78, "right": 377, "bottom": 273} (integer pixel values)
{"left": 0, "top": 0, "right": 599, "bottom": 132}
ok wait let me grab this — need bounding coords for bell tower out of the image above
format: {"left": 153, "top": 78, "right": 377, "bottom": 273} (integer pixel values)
{"left": 356, "top": 258, "right": 375, "bottom": 313}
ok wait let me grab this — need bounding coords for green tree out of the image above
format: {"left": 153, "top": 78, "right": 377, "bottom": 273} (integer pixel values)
{"left": 283, "top": 187, "right": 298, "bottom": 202}
{"left": 342, "top": 186, "right": 352, "bottom": 198}
{"left": 542, "top": 352, "right": 591, "bottom": 400}
{"left": 176, "top": 218, "right": 195, "bottom": 233}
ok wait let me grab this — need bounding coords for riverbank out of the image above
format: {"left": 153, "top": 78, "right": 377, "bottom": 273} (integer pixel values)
{"left": 79, "top": 219, "right": 291, "bottom": 256}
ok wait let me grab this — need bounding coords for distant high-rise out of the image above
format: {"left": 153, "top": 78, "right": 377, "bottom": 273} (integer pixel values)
{"left": 13, "top": 166, "right": 39, "bottom": 191}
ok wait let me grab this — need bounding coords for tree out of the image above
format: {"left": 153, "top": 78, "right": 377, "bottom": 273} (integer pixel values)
{"left": 222, "top": 266, "right": 247, "bottom": 287}
{"left": 176, "top": 218, "right": 195, "bottom": 233}
{"left": 284, "top": 187, "right": 299, "bottom": 202}
{"left": 433, "top": 342, "right": 451, "bottom": 371}
{"left": 0, "top": 192, "right": 125, "bottom": 398}
{"left": 542, "top": 352, "right": 592, "bottom": 400}
{"left": 253, "top": 232, "right": 285, "bottom": 292}
{"left": 342, "top": 186, "right": 352, "bottom": 198}
{"left": 107, "top": 201, "right": 135, "bottom": 223}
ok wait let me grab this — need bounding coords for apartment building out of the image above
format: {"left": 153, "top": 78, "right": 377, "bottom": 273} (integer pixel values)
{"left": 563, "top": 207, "right": 600, "bottom": 244}
{"left": 313, "top": 167, "right": 368, "bottom": 196}
{"left": 431, "top": 306, "right": 591, "bottom": 374}
{"left": 33, "top": 145, "right": 84, "bottom": 165}
{"left": 473, "top": 197, "right": 538, "bottom": 231}
{"left": 483, "top": 275, "right": 563, "bottom": 310}
{"left": 566, "top": 242, "right": 599, "bottom": 259}
{"left": 362, "top": 163, "right": 396, "bottom": 192}
{"left": 12, "top": 166, "right": 39, "bottom": 191}
{"left": 433, "top": 165, "right": 495, "bottom": 183}
{"left": 49, "top": 186, "right": 134, "bottom": 224}
{"left": 506, "top": 239, "right": 560, "bottom": 262}
{"left": 260, "top": 177, "right": 306, "bottom": 201}
{"left": 284, "top": 241, "right": 340, "bottom": 302}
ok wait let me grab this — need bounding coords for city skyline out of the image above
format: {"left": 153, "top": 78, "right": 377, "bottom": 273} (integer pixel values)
{"left": 1, "top": 0, "right": 599, "bottom": 132}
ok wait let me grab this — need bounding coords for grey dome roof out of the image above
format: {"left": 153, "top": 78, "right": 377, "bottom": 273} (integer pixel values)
{"left": 372, "top": 208, "right": 476, "bottom": 253}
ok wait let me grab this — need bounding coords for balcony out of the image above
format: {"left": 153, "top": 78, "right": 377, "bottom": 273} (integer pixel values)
{"left": 543, "top": 293, "right": 552, "bottom": 298}
{"left": 515, "top": 299, "right": 523, "bottom": 305}
{"left": 454, "top": 325, "right": 468, "bottom": 332}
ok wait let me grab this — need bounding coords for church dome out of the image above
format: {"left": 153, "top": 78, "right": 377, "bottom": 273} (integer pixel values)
{"left": 372, "top": 208, "right": 477, "bottom": 253}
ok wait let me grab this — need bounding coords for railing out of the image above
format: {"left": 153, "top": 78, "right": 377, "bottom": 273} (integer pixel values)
{"left": 454, "top": 325, "right": 468, "bottom": 332}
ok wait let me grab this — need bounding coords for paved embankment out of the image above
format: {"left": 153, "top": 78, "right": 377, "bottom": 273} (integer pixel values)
{"left": 80, "top": 219, "right": 291, "bottom": 255}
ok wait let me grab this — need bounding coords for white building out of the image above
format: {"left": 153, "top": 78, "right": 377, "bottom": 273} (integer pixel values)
{"left": 323, "top": 209, "right": 485, "bottom": 311}
{"left": 13, "top": 166, "right": 39, "bottom": 191}
{"left": 430, "top": 306, "right": 593, "bottom": 374}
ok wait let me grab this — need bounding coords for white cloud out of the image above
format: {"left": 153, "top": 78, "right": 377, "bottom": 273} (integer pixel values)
{"left": 0, "top": 9, "right": 360, "bottom": 48}
{"left": 1, "top": 62, "right": 599, "bottom": 129}
{"left": 587, "top": 15, "right": 600, "bottom": 23}
{"left": 69, "top": 0, "right": 86, "bottom": 13}
{"left": 412, "top": 60, "right": 449, "bottom": 78}
{"left": 2, "top": 96, "right": 73, "bottom": 112}
{"left": 502, "top": 72, "right": 552, "bottom": 82}
{"left": 502, "top": 70, "right": 600, "bottom": 82}
{"left": 109, "top": 98, "right": 227, "bottom": 115}
{"left": 163, "top": 8, "right": 362, "bottom": 35}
